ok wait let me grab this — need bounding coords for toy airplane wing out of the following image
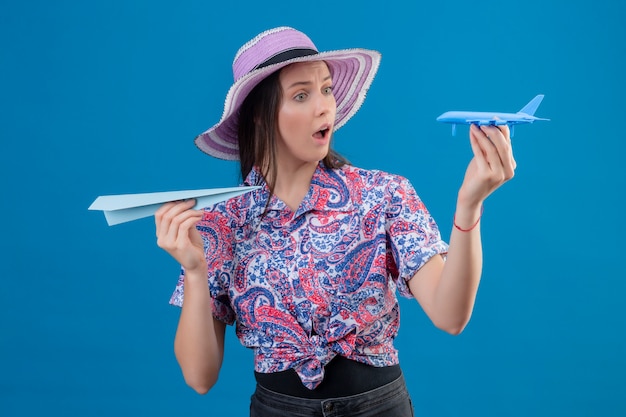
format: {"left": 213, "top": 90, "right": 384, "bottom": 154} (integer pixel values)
{"left": 88, "top": 186, "right": 261, "bottom": 226}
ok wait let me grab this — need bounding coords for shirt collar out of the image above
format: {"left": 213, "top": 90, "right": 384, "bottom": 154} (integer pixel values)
{"left": 243, "top": 162, "right": 355, "bottom": 217}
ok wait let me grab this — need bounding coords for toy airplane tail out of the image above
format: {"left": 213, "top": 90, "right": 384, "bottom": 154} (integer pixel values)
{"left": 518, "top": 94, "right": 544, "bottom": 116}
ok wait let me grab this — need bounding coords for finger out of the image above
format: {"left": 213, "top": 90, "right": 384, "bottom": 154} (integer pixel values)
{"left": 156, "top": 199, "right": 197, "bottom": 241}
{"left": 488, "top": 118, "right": 511, "bottom": 142}
{"left": 480, "top": 126, "right": 511, "bottom": 161}
{"left": 501, "top": 125, "right": 517, "bottom": 171}
{"left": 481, "top": 125, "right": 515, "bottom": 179}
{"left": 496, "top": 123, "right": 511, "bottom": 141}
{"left": 175, "top": 214, "right": 204, "bottom": 248}
{"left": 158, "top": 208, "right": 203, "bottom": 250}
{"left": 155, "top": 201, "right": 178, "bottom": 237}
{"left": 472, "top": 124, "right": 501, "bottom": 170}
{"left": 162, "top": 204, "right": 201, "bottom": 246}
{"left": 469, "top": 125, "right": 490, "bottom": 171}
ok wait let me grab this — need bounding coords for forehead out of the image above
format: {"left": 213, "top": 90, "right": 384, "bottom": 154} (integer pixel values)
{"left": 279, "top": 61, "right": 331, "bottom": 83}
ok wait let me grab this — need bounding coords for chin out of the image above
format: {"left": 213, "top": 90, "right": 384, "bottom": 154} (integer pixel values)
{"left": 300, "top": 146, "right": 329, "bottom": 162}
{"left": 315, "top": 148, "right": 330, "bottom": 162}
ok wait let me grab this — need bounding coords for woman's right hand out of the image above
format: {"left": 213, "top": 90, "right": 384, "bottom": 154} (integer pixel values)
{"left": 157, "top": 200, "right": 225, "bottom": 394}
{"left": 155, "top": 199, "right": 205, "bottom": 273}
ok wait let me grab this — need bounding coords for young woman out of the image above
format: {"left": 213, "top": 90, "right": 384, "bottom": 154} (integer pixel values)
{"left": 155, "top": 27, "right": 515, "bottom": 416}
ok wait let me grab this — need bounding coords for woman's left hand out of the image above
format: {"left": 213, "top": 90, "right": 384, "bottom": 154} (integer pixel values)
{"left": 457, "top": 123, "right": 517, "bottom": 208}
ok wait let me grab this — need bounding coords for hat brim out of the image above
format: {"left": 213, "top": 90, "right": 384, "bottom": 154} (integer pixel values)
{"left": 195, "top": 48, "right": 381, "bottom": 160}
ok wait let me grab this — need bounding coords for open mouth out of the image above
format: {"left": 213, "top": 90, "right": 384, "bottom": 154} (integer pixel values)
{"left": 313, "top": 127, "right": 330, "bottom": 140}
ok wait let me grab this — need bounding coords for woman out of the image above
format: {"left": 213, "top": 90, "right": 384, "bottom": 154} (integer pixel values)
{"left": 155, "top": 27, "right": 515, "bottom": 416}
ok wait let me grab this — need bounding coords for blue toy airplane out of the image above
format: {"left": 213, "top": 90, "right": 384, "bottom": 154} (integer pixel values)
{"left": 436, "top": 94, "right": 549, "bottom": 136}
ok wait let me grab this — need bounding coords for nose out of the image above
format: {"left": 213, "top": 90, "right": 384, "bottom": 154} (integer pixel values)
{"left": 315, "top": 91, "right": 336, "bottom": 117}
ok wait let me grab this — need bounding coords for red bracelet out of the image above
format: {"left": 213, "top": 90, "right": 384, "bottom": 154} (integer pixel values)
{"left": 453, "top": 205, "right": 484, "bottom": 232}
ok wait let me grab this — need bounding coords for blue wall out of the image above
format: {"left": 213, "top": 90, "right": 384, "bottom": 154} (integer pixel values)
{"left": 1, "top": 0, "right": 624, "bottom": 415}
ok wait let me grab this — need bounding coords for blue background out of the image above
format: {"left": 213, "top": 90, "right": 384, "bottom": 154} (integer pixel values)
{"left": 1, "top": 0, "right": 625, "bottom": 416}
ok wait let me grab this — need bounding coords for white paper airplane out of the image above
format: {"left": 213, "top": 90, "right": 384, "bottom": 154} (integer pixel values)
{"left": 89, "top": 186, "right": 260, "bottom": 226}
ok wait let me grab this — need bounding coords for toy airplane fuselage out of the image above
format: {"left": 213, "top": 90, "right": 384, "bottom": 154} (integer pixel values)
{"left": 436, "top": 94, "right": 549, "bottom": 136}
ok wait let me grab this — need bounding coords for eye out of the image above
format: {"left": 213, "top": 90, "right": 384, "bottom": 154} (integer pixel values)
{"left": 294, "top": 92, "right": 307, "bottom": 102}
{"left": 323, "top": 86, "right": 333, "bottom": 95}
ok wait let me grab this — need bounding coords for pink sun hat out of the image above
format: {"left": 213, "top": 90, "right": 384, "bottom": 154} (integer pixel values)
{"left": 194, "top": 26, "right": 382, "bottom": 160}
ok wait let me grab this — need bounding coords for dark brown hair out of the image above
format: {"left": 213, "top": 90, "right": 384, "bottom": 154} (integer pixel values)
{"left": 237, "top": 66, "right": 348, "bottom": 203}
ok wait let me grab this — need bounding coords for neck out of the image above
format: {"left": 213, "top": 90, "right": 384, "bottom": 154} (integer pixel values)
{"left": 271, "top": 161, "right": 319, "bottom": 211}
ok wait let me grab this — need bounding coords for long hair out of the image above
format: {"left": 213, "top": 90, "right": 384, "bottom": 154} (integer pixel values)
{"left": 237, "top": 66, "right": 349, "bottom": 210}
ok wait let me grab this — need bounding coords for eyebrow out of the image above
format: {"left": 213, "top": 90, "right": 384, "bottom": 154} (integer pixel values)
{"left": 286, "top": 75, "right": 332, "bottom": 90}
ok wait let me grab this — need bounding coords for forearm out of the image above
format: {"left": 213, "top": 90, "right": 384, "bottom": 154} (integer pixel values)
{"left": 413, "top": 122, "right": 514, "bottom": 334}
{"left": 174, "top": 267, "right": 224, "bottom": 394}
{"left": 431, "top": 201, "right": 483, "bottom": 334}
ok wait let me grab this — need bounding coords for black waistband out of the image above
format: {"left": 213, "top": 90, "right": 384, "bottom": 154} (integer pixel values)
{"left": 254, "top": 356, "right": 401, "bottom": 399}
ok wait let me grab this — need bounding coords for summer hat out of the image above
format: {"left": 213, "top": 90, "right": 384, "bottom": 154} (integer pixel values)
{"left": 195, "top": 26, "right": 382, "bottom": 160}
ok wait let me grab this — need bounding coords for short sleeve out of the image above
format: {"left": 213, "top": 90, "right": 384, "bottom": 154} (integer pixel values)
{"left": 385, "top": 176, "right": 449, "bottom": 298}
{"left": 169, "top": 209, "right": 237, "bottom": 325}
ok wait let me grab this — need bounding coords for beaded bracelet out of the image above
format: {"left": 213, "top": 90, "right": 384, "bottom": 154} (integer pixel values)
{"left": 453, "top": 205, "right": 484, "bottom": 232}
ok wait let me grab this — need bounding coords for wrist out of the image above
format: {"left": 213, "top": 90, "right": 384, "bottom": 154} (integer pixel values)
{"left": 453, "top": 202, "right": 484, "bottom": 232}
{"left": 183, "top": 265, "right": 208, "bottom": 283}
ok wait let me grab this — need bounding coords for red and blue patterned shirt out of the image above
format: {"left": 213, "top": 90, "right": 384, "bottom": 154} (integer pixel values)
{"left": 170, "top": 163, "right": 448, "bottom": 389}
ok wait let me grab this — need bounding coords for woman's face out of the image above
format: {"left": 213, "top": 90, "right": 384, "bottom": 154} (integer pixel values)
{"left": 276, "top": 61, "right": 336, "bottom": 169}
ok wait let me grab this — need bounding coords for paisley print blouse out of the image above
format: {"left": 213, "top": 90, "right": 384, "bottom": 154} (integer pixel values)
{"left": 170, "top": 163, "right": 448, "bottom": 389}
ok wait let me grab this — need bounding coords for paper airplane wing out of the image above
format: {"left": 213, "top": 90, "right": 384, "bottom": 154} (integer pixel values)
{"left": 89, "top": 186, "right": 261, "bottom": 226}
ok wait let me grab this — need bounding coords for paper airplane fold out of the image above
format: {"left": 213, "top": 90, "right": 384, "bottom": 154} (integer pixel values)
{"left": 89, "top": 186, "right": 260, "bottom": 226}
